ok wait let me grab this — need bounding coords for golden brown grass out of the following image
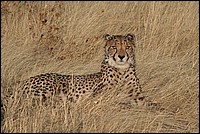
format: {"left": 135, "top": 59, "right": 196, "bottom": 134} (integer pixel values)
{"left": 1, "top": 1, "right": 199, "bottom": 133}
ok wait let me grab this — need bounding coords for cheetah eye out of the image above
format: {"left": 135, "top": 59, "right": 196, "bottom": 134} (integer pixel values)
{"left": 110, "top": 46, "right": 116, "bottom": 49}
{"left": 126, "top": 46, "right": 132, "bottom": 49}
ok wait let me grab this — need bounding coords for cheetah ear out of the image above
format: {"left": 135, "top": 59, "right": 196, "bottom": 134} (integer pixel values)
{"left": 126, "top": 34, "right": 136, "bottom": 42}
{"left": 104, "top": 34, "right": 113, "bottom": 41}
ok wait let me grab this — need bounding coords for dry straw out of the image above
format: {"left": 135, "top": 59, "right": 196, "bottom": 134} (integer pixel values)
{"left": 1, "top": 1, "right": 198, "bottom": 132}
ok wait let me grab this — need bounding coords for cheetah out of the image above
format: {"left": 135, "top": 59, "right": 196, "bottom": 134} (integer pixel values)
{"left": 20, "top": 34, "right": 147, "bottom": 106}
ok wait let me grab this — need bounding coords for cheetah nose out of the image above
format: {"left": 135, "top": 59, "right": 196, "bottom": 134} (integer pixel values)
{"left": 118, "top": 55, "right": 125, "bottom": 60}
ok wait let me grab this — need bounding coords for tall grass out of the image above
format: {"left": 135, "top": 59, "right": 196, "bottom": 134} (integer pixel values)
{"left": 1, "top": 1, "right": 199, "bottom": 132}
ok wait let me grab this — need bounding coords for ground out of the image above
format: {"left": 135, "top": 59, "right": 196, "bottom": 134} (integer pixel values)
{"left": 1, "top": 1, "right": 198, "bottom": 133}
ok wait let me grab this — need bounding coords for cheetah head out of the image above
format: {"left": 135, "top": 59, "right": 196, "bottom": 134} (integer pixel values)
{"left": 103, "top": 34, "right": 136, "bottom": 69}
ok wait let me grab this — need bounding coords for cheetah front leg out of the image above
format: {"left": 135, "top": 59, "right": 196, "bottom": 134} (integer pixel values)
{"left": 125, "top": 78, "right": 164, "bottom": 111}
{"left": 125, "top": 82, "right": 146, "bottom": 106}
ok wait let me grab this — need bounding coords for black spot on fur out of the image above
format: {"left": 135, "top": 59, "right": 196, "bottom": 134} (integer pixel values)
{"left": 128, "top": 89, "right": 133, "bottom": 94}
{"left": 128, "top": 82, "right": 132, "bottom": 85}
{"left": 125, "top": 75, "right": 129, "bottom": 79}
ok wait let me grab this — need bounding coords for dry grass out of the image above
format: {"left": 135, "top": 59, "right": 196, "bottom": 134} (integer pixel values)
{"left": 1, "top": 1, "right": 199, "bottom": 133}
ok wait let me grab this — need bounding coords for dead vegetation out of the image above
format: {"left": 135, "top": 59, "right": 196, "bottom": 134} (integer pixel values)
{"left": 1, "top": 1, "right": 199, "bottom": 133}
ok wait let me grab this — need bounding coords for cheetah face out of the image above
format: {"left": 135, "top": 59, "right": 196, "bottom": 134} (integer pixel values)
{"left": 104, "top": 34, "right": 136, "bottom": 69}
